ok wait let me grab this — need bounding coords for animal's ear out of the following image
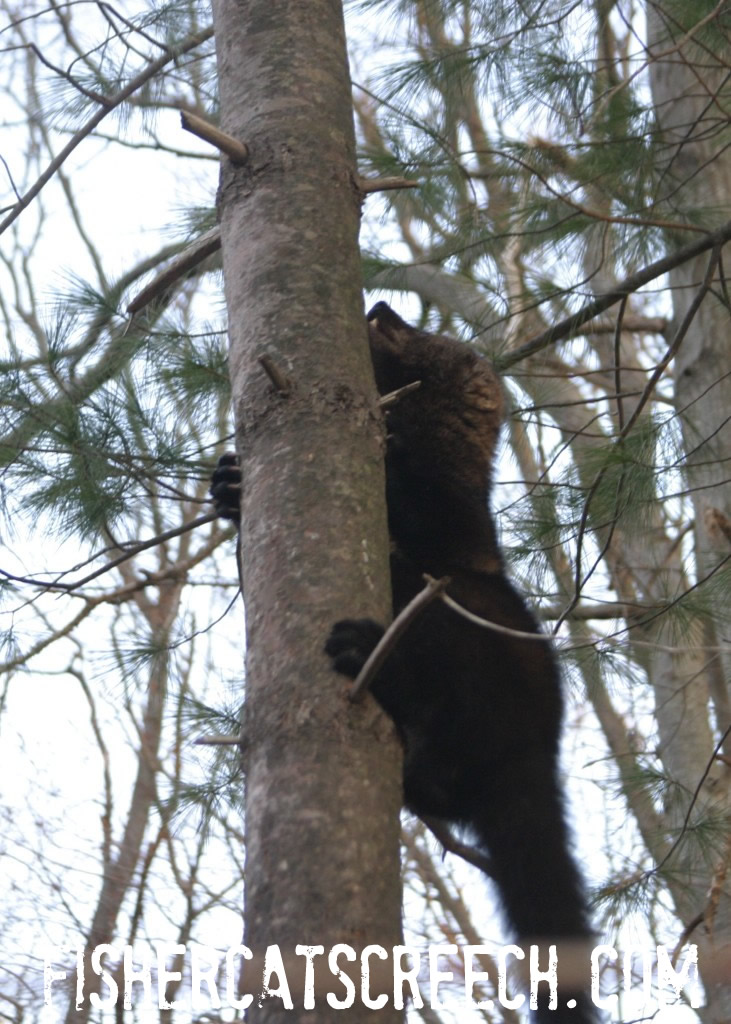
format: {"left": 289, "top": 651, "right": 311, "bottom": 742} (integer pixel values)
{"left": 366, "top": 301, "right": 411, "bottom": 329}
{"left": 367, "top": 302, "right": 417, "bottom": 356}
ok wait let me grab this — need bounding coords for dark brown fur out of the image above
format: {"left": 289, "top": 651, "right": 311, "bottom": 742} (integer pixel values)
{"left": 326, "top": 303, "right": 599, "bottom": 1024}
{"left": 211, "top": 303, "right": 599, "bottom": 1023}
{"left": 367, "top": 302, "right": 505, "bottom": 574}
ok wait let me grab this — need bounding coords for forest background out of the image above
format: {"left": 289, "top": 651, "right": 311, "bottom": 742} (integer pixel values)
{"left": 0, "top": 1, "right": 729, "bottom": 1022}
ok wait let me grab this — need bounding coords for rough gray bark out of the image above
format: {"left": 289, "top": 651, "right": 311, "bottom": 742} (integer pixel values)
{"left": 647, "top": 4, "right": 731, "bottom": 1019}
{"left": 210, "top": 2, "right": 404, "bottom": 1022}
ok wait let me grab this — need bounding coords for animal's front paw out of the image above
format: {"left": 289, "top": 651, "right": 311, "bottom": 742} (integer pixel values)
{"left": 210, "top": 452, "right": 241, "bottom": 524}
{"left": 324, "top": 619, "right": 385, "bottom": 679}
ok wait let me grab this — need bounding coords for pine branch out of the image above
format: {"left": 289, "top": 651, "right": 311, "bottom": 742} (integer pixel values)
{"left": 0, "top": 530, "right": 229, "bottom": 673}
{"left": 61, "top": 512, "right": 219, "bottom": 593}
{"left": 501, "top": 218, "right": 731, "bottom": 367}
{"left": 554, "top": 244, "right": 722, "bottom": 631}
{"left": 0, "top": 26, "right": 214, "bottom": 236}
{"left": 0, "top": 516, "right": 224, "bottom": 598}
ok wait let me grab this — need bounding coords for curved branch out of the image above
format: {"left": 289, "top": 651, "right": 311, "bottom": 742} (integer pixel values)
{"left": 348, "top": 575, "right": 451, "bottom": 702}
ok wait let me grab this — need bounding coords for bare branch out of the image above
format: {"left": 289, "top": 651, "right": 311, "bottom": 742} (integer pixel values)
{"left": 180, "top": 109, "right": 249, "bottom": 164}
{"left": 126, "top": 227, "right": 222, "bottom": 315}
{"left": 348, "top": 575, "right": 450, "bottom": 702}
{"left": 358, "top": 175, "right": 419, "bottom": 193}
{"left": 439, "top": 585, "right": 556, "bottom": 641}
{"left": 0, "top": 512, "right": 220, "bottom": 595}
{"left": 501, "top": 218, "right": 731, "bottom": 367}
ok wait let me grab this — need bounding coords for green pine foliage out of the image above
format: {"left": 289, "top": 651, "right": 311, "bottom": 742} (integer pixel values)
{"left": 1, "top": 274, "right": 228, "bottom": 540}
{"left": 349, "top": 3, "right": 730, "bottom": 972}
{"left": 1, "top": 1, "right": 727, "bottom": 1018}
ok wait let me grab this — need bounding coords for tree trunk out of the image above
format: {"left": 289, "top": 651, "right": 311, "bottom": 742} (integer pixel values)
{"left": 647, "top": 4, "right": 731, "bottom": 1019}
{"left": 210, "top": 2, "right": 404, "bottom": 1022}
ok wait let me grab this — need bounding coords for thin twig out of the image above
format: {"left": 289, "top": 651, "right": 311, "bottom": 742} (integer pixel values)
{"left": 348, "top": 575, "right": 451, "bottom": 702}
{"left": 25, "top": 41, "right": 110, "bottom": 105}
{"left": 378, "top": 380, "right": 421, "bottom": 408}
{"left": 613, "top": 296, "right": 628, "bottom": 433}
{"left": 63, "top": 511, "right": 220, "bottom": 594}
{"left": 618, "top": 245, "right": 723, "bottom": 440}
{"left": 439, "top": 585, "right": 553, "bottom": 641}
{"left": 470, "top": 147, "right": 706, "bottom": 236}
{"left": 0, "top": 512, "right": 219, "bottom": 595}
{"left": 671, "top": 913, "right": 705, "bottom": 965}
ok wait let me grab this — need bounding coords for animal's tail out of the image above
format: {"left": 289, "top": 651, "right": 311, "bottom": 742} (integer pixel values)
{"left": 471, "top": 757, "right": 600, "bottom": 1023}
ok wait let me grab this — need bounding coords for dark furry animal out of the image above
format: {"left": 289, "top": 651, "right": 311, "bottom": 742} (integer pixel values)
{"left": 211, "top": 303, "right": 598, "bottom": 1023}
{"left": 210, "top": 451, "right": 241, "bottom": 524}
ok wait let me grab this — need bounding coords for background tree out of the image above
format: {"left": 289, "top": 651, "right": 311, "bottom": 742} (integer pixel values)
{"left": 351, "top": 1, "right": 729, "bottom": 1018}
{"left": 0, "top": 0, "right": 728, "bottom": 1022}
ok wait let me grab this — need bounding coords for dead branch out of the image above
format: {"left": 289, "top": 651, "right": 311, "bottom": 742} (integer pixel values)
{"left": 180, "top": 109, "right": 249, "bottom": 163}
{"left": 358, "top": 175, "right": 419, "bottom": 193}
{"left": 378, "top": 380, "right": 421, "bottom": 408}
{"left": 126, "top": 227, "right": 222, "bottom": 314}
{"left": 258, "top": 355, "right": 291, "bottom": 395}
{"left": 348, "top": 575, "right": 451, "bottom": 702}
{"left": 501, "top": 218, "right": 731, "bottom": 367}
{"left": 193, "top": 734, "right": 243, "bottom": 746}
